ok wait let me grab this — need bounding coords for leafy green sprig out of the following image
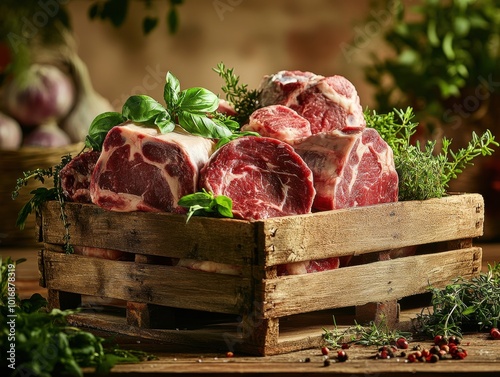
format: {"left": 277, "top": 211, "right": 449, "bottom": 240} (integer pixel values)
{"left": 1, "top": 257, "right": 157, "bottom": 377}
{"left": 366, "top": 107, "right": 499, "bottom": 200}
{"left": 213, "top": 62, "right": 261, "bottom": 125}
{"left": 323, "top": 316, "right": 412, "bottom": 349}
{"left": 177, "top": 189, "right": 233, "bottom": 223}
{"left": 85, "top": 71, "right": 237, "bottom": 151}
{"left": 415, "top": 263, "right": 500, "bottom": 338}
{"left": 12, "top": 154, "right": 76, "bottom": 253}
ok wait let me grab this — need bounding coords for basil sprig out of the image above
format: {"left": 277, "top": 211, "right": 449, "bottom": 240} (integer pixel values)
{"left": 85, "top": 72, "right": 235, "bottom": 151}
{"left": 178, "top": 189, "right": 233, "bottom": 222}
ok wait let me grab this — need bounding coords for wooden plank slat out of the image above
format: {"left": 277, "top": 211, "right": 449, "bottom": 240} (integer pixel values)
{"left": 42, "top": 250, "right": 251, "bottom": 314}
{"left": 40, "top": 201, "right": 256, "bottom": 265}
{"left": 261, "top": 247, "right": 482, "bottom": 319}
{"left": 259, "top": 193, "right": 484, "bottom": 265}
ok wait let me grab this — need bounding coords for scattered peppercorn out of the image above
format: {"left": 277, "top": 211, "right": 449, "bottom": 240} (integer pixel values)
{"left": 323, "top": 358, "right": 331, "bottom": 367}
{"left": 396, "top": 337, "right": 409, "bottom": 349}
{"left": 491, "top": 327, "right": 500, "bottom": 340}
{"left": 321, "top": 346, "right": 330, "bottom": 355}
{"left": 429, "top": 354, "right": 440, "bottom": 363}
{"left": 226, "top": 351, "right": 234, "bottom": 358}
{"left": 433, "top": 335, "right": 443, "bottom": 345}
{"left": 448, "top": 335, "right": 461, "bottom": 345}
{"left": 337, "top": 350, "right": 349, "bottom": 362}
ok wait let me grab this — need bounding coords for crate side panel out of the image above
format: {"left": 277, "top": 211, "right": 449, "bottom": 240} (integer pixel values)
{"left": 40, "top": 202, "right": 256, "bottom": 265}
{"left": 42, "top": 250, "right": 251, "bottom": 314}
{"left": 262, "top": 247, "right": 482, "bottom": 318}
{"left": 260, "top": 194, "right": 483, "bottom": 266}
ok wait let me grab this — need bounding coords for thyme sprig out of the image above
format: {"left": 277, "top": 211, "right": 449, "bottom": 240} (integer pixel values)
{"left": 12, "top": 153, "right": 76, "bottom": 253}
{"left": 415, "top": 263, "right": 500, "bottom": 338}
{"left": 213, "top": 62, "right": 261, "bottom": 125}
{"left": 366, "top": 107, "right": 499, "bottom": 200}
{"left": 323, "top": 316, "right": 412, "bottom": 349}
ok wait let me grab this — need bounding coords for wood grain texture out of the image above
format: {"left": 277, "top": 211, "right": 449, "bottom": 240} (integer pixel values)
{"left": 261, "top": 247, "right": 482, "bottom": 318}
{"left": 40, "top": 201, "right": 256, "bottom": 266}
{"left": 42, "top": 250, "right": 252, "bottom": 314}
{"left": 39, "top": 194, "right": 484, "bottom": 267}
{"left": 259, "top": 193, "right": 484, "bottom": 265}
{"left": 38, "top": 194, "right": 486, "bottom": 356}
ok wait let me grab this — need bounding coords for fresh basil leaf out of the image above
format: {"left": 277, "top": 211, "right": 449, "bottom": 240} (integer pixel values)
{"left": 215, "top": 195, "right": 233, "bottom": 218}
{"left": 177, "top": 111, "right": 232, "bottom": 138}
{"left": 164, "top": 72, "right": 181, "bottom": 110}
{"left": 85, "top": 112, "right": 125, "bottom": 151}
{"left": 178, "top": 87, "right": 219, "bottom": 114}
{"left": 178, "top": 190, "right": 233, "bottom": 222}
{"left": 122, "top": 95, "right": 175, "bottom": 134}
{"left": 177, "top": 191, "right": 214, "bottom": 208}
{"left": 216, "top": 131, "right": 260, "bottom": 149}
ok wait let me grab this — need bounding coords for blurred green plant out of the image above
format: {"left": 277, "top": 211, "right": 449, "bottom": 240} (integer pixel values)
{"left": 88, "top": 0, "right": 184, "bottom": 35}
{"left": 364, "top": 0, "right": 500, "bottom": 127}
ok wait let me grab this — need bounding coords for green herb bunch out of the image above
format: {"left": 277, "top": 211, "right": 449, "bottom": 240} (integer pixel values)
{"left": 323, "top": 317, "right": 412, "bottom": 349}
{"left": 415, "top": 263, "right": 500, "bottom": 338}
{"left": 365, "top": 0, "right": 500, "bottom": 121}
{"left": 366, "top": 107, "right": 498, "bottom": 201}
{"left": 0, "top": 257, "right": 156, "bottom": 377}
{"left": 85, "top": 71, "right": 239, "bottom": 151}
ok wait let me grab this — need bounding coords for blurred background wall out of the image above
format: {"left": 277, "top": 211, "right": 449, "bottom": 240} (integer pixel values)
{"left": 66, "top": 0, "right": 379, "bottom": 110}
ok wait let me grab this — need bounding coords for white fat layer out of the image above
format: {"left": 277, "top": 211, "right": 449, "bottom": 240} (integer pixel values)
{"left": 91, "top": 123, "right": 215, "bottom": 210}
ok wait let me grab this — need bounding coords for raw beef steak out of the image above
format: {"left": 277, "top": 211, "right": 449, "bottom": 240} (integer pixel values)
{"left": 258, "top": 70, "right": 322, "bottom": 106}
{"left": 241, "top": 105, "right": 311, "bottom": 145}
{"left": 294, "top": 128, "right": 398, "bottom": 211}
{"left": 259, "top": 71, "right": 365, "bottom": 133}
{"left": 60, "top": 150, "right": 100, "bottom": 203}
{"left": 199, "top": 136, "right": 315, "bottom": 220}
{"left": 90, "top": 122, "right": 215, "bottom": 212}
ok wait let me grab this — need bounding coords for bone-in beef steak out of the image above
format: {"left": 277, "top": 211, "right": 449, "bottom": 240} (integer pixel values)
{"left": 294, "top": 128, "right": 399, "bottom": 211}
{"left": 199, "top": 136, "right": 315, "bottom": 220}
{"left": 259, "top": 71, "right": 366, "bottom": 133}
{"left": 60, "top": 150, "right": 100, "bottom": 203}
{"left": 90, "top": 122, "right": 214, "bottom": 212}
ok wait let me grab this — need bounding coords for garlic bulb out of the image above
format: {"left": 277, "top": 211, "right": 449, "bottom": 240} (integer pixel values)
{"left": 3, "top": 64, "right": 75, "bottom": 126}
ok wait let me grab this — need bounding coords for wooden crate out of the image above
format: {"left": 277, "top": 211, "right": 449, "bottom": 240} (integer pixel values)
{"left": 37, "top": 193, "right": 484, "bottom": 356}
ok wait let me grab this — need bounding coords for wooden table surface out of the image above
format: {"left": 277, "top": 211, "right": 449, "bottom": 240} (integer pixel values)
{"left": 2, "top": 243, "right": 500, "bottom": 376}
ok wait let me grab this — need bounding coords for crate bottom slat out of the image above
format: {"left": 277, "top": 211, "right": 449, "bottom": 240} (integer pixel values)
{"left": 63, "top": 304, "right": 427, "bottom": 356}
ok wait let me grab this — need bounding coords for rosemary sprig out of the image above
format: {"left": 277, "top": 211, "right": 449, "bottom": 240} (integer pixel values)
{"left": 12, "top": 153, "right": 76, "bottom": 253}
{"left": 323, "top": 316, "right": 412, "bottom": 348}
{"left": 213, "top": 62, "right": 261, "bottom": 125}
{"left": 415, "top": 263, "right": 500, "bottom": 338}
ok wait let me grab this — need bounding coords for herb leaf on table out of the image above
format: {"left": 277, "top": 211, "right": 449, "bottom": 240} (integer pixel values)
{"left": 415, "top": 263, "right": 500, "bottom": 337}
